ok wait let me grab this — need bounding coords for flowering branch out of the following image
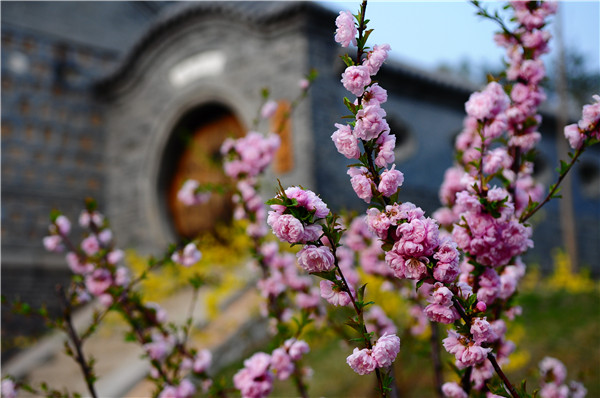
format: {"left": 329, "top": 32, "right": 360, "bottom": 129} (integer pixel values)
{"left": 57, "top": 285, "right": 98, "bottom": 398}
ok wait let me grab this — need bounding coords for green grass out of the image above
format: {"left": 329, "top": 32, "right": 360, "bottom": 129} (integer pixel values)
{"left": 215, "top": 289, "right": 600, "bottom": 397}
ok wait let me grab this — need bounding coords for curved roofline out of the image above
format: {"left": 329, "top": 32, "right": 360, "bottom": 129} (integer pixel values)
{"left": 94, "top": 1, "right": 335, "bottom": 94}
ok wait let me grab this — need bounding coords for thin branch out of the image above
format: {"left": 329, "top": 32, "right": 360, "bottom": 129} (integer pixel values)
{"left": 57, "top": 285, "right": 98, "bottom": 398}
{"left": 520, "top": 144, "right": 586, "bottom": 222}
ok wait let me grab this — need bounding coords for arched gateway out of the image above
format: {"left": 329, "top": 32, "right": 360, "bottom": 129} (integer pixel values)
{"left": 95, "top": 2, "right": 331, "bottom": 253}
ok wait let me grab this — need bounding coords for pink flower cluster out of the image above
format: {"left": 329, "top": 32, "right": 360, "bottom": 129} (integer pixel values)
{"left": 346, "top": 333, "right": 400, "bottom": 375}
{"left": 234, "top": 339, "right": 310, "bottom": 398}
{"left": 42, "top": 210, "right": 133, "bottom": 307}
{"left": 221, "top": 132, "right": 280, "bottom": 179}
{"left": 538, "top": 357, "right": 587, "bottom": 398}
{"left": 564, "top": 95, "right": 600, "bottom": 150}
{"left": 465, "top": 82, "right": 509, "bottom": 123}
{"left": 363, "top": 202, "right": 460, "bottom": 283}
{"left": 267, "top": 186, "right": 329, "bottom": 244}
{"left": 494, "top": 2, "right": 556, "bottom": 154}
{"left": 451, "top": 188, "right": 533, "bottom": 267}
{"left": 442, "top": 329, "right": 491, "bottom": 368}
{"left": 158, "top": 379, "right": 196, "bottom": 398}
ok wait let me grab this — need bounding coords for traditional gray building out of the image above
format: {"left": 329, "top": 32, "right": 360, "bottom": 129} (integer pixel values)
{"left": 2, "top": 1, "right": 599, "bottom": 355}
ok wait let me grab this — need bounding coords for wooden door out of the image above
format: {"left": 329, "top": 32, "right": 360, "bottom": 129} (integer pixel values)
{"left": 168, "top": 112, "right": 245, "bottom": 239}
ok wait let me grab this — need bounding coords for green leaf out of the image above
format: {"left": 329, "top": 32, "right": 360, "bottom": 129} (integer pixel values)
{"left": 310, "top": 270, "right": 337, "bottom": 281}
{"left": 188, "top": 273, "right": 204, "bottom": 289}
{"left": 340, "top": 54, "right": 355, "bottom": 68}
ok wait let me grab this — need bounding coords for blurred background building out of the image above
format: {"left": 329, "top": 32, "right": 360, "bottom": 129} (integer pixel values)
{"left": 2, "top": 0, "right": 599, "bottom": 359}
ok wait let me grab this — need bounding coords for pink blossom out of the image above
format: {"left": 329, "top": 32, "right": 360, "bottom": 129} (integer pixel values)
{"left": 319, "top": 280, "right": 352, "bottom": 306}
{"left": 346, "top": 347, "right": 377, "bottom": 375}
{"left": 79, "top": 210, "right": 104, "bottom": 228}
{"left": 476, "top": 301, "right": 487, "bottom": 312}
{"left": 569, "top": 381, "right": 587, "bottom": 398}
{"left": 477, "top": 268, "right": 501, "bottom": 305}
{"left": 483, "top": 147, "right": 511, "bottom": 175}
{"left": 443, "top": 330, "right": 466, "bottom": 358}
{"left": 520, "top": 59, "right": 545, "bottom": 85}
{"left": 98, "top": 229, "right": 112, "bottom": 245}
{"left": 1, "top": 378, "right": 17, "bottom": 398}
{"left": 81, "top": 235, "right": 100, "bottom": 256}
{"left": 579, "top": 94, "right": 600, "bottom": 131}
{"left": 171, "top": 243, "right": 202, "bottom": 267}
{"left": 158, "top": 386, "right": 177, "bottom": 398}
{"left": 257, "top": 271, "right": 286, "bottom": 298}
{"left": 365, "top": 208, "right": 391, "bottom": 240}
{"left": 284, "top": 338, "right": 310, "bottom": 361}
{"left": 298, "top": 78, "right": 310, "bottom": 90}
{"left": 66, "top": 252, "right": 94, "bottom": 275}
{"left": 539, "top": 357, "right": 567, "bottom": 385}
{"left": 354, "top": 103, "right": 388, "bottom": 141}
{"left": 222, "top": 132, "right": 280, "bottom": 178}
{"left": 193, "top": 349, "right": 212, "bottom": 373}
{"left": 143, "top": 332, "right": 175, "bottom": 361}
{"left": 55, "top": 215, "right": 71, "bottom": 235}
{"left": 539, "top": 383, "right": 569, "bottom": 398}
{"left": 363, "top": 44, "right": 391, "bottom": 75}
{"left": 233, "top": 352, "right": 273, "bottom": 398}
{"left": 439, "top": 167, "right": 466, "bottom": 206}
{"left": 471, "top": 317, "right": 497, "bottom": 345}
{"left": 85, "top": 268, "right": 112, "bottom": 296}
{"left": 334, "top": 10, "right": 357, "bottom": 48}
{"left": 341, "top": 65, "right": 371, "bottom": 97}
{"left": 176, "top": 380, "right": 196, "bottom": 398}
{"left": 177, "top": 179, "right": 210, "bottom": 206}
{"left": 433, "top": 238, "right": 460, "bottom": 283}
{"left": 386, "top": 252, "right": 428, "bottom": 280}
{"left": 366, "top": 83, "right": 388, "bottom": 104}
{"left": 105, "top": 249, "right": 123, "bottom": 265}
{"left": 260, "top": 100, "right": 278, "bottom": 119}
{"left": 295, "top": 289, "right": 320, "bottom": 309}
{"left": 348, "top": 168, "right": 374, "bottom": 203}
{"left": 378, "top": 166, "right": 404, "bottom": 197}
{"left": 465, "top": 82, "right": 509, "bottom": 120}
{"left": 365, "top": 306, "right": 397, "bottom": 336}
{"left": 43, "top": 235, "right": 63, "bottom": 252}
{"left": 331, "top": 123, "right": 360, "bottom": 159}
{"left": 375, "top": 131, "right": 396, "bottom": 168}
{"left": 268, "top": 213, "right": 304, "bottom": 244}
{"left": 564, "top": 124, "right": 583, "bottom": 150}
{"left": 409, "top": 304, "right": 428, "bottom": 336}
{"left": 472, "top": 360, "right": 495, "bottom": 391}
{"left": 424, "top": 284, "right": 459, "bottom": 324}
{"left": 114, "top": 266, "right": 130, "bottom": 286}
{"left": 297, "top": 245, "right": 334, "bottom": 273}
{"left": 442, "top": 382, "right": 468, "bottom": 398}
{"left": 372, "top": 334, "right": 400, "bottom": 368}
{"left": 456, "top": 343, "right": 491, "bottom": 368}
{"left": 271, "top": 348, "right": 294, "bottom": 380}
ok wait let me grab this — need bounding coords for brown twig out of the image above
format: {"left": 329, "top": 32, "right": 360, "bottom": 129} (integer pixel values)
{"left": 57, "top": 285, "right": 98, "bottom": 398}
